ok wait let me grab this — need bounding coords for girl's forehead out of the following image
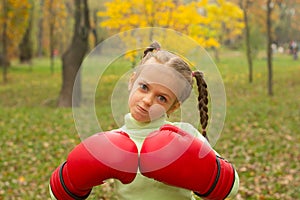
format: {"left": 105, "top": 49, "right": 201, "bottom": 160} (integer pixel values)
{"left": 136, "top": 64, "right": 190, "bottom": 99}
{"left": 138, "top": 64, "right": 176, "bottom": 81}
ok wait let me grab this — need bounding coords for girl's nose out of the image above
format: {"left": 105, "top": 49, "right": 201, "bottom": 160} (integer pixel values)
{"left": 142, "top": 93, "right": 154, "bottom": 105}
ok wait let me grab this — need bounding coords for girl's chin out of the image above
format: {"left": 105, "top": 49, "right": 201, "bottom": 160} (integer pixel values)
{"left": 132, "top": 112, "right": 164, "bottom": 123}
{"left": 132, "top": 114, "right": 151, "bottom": 123}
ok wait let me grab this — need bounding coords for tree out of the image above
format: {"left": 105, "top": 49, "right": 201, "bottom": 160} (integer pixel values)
{"left": 44, "top": 0, "right": 68, "bottom": 73}
{"left": 238, "top": 0, "right": 254, "bottom": 83}
{"left": 270, "top": 0, "right": 300, "bottom": 44}
{"left": 0, "top": 0, "right": 31, "bottom": 82}
{"left": 57, "top": 0, "right": 90, "bottom": 107}
{"left": 1, "top": 0, "right": 9, "bottom": 83}
{"left": 242, "top": 0, "right": 276, "bottom": 95}
{"left": 98, "top": 0, "right": 244, "bottom": 59}
{"left": 19, "top": 0, "right": 34, "bottom": 64}
{"left": 36, "top": 0, "right": 44, "bottom": 57}
{"left": 266, "top": 0, "right": 273, "bottom": 96}
{"left": 204, "top": 0, "right": 244, "bottom": 60}
{"left": 254, "top": 0, "right": 280, "bottom": 95}
{"left": 89, "top": 0, "right": 110, "bottom": 48}
{"left": 48, "top": 0, "right": 56, "bottom": 73}
{"left": 288, "top": 1, "right": 300, "bottom": 42}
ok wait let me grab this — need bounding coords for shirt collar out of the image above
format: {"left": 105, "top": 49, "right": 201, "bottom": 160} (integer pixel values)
{"left": 124, "top": 113, "right": 166, "bottom": 129}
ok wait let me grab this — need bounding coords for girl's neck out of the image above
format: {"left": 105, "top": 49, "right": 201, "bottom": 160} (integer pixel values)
{"left": 125, "top": 113, "right": 167, "bottom": 129}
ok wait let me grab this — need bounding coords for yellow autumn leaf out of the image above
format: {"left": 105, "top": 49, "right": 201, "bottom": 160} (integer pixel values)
{"left": 18, "top": 176, "right": 26, "bottom": 184}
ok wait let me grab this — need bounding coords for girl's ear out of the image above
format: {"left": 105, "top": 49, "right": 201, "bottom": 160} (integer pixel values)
{"left": 167, "top": 101, "right": 181, "bottom": 116}
{"left": 128, "top": 72, "right": 136, "bottom": 91}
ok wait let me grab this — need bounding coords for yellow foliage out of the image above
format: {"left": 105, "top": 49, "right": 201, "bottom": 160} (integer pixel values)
{"left": 206, "top": 0, "right": 244, "bottom": 44}
{"left": 42, "top": 0, "right": 68, "bottom": 53}
{"left": 98, "top": 0, "right": 244, "bottom": 61}
{"left": 205, "top": 38, "right": 221, "bottom": 48}
{"left": 0, "top": 0, "right": 31, "bottom": 57}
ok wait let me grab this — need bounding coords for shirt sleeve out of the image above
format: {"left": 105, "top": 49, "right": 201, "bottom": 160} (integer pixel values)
{"left": 225, "top": 170, "right": 240, "bottom": 199}
{"left": 49, "top": 184, "right": 57, "bottom": 200}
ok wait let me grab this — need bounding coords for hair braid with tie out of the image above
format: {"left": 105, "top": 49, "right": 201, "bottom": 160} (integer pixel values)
{"left": 193, "top": 71, "right": 209, "bottom": 141}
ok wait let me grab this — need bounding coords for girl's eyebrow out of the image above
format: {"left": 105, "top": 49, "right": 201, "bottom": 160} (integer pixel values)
{"left": 138, "top": 78, "right": 149, "bottom": 86}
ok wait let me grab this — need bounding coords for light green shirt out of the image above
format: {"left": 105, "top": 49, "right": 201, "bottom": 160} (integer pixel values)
{"left": 114, "top": 113, "right": 239, "bottom": 200}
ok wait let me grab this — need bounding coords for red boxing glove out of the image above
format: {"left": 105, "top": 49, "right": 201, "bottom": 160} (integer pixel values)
{"left": 50, "top": 130, "right": 138, "bottom": 200}
{"left": 140, "top": 124, "right": 235, "bottom": 200}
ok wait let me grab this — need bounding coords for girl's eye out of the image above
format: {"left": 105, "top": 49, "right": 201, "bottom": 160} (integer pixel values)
{"left": 157, "top": 95, "right": 167, "bottom": 103}
{"left": 139, "top": 83, "right": 148, "bottom": 91}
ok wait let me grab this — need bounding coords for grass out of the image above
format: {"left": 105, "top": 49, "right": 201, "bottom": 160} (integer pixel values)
{"left": 215, "top": 51, "right": 300, "bottom": 199}
{"left": 0, "top": 51, "right": 299, "bottom": 200}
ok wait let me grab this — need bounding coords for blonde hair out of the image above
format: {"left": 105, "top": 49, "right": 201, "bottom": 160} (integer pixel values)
{"left": 140, "top": 41, "right": 210, "bottom": 141}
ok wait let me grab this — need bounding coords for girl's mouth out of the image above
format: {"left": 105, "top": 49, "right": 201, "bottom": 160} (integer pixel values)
{"left": 137, "top": 105, "right": 148, "bottom": 114}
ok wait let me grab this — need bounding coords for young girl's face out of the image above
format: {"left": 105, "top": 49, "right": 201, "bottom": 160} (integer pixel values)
{"left": 128, "top": 58, "right": 183, "bottom": 123}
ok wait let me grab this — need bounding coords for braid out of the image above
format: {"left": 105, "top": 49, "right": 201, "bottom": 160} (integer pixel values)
{"left": 193, "top": 71, "right": 209, "bottom": 141}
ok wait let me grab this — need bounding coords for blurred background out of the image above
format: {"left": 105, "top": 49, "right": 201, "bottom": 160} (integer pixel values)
{"left": 0, "top": 0, "right": 299, "bottom": 199}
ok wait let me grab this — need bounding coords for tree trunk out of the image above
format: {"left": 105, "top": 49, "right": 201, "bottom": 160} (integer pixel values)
{"left": 2, "top": 0, "right": 9, "bottom": 83}
{"left": 92, "top": 9, "right": 99, "bottom": 47}
{"left": 57, "top": 0, "right": 90, "bottom": 107}
{"left": 266, "top": 0, "right": 273, "bottom": 96}
{"left": 213, "top": 47, "right": 220, "bottom": 62}
{"left": 242, "top": 0, "right": 253, "bottom": 83}
{"left": 37, "top": 0, "right": 44, "bottom": 57}
{"left": 49, "top": 22, "right": 55, "bottom": 74}
{"left": 49, "top": 0, "right": 55, "bottom": 74}
{"left": 19, "top": 0, "right": 34, "bottom": 64}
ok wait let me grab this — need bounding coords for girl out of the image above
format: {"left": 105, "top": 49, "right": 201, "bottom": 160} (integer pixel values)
{"left": 49, "top": 41, "right": 239, "bottom": 200}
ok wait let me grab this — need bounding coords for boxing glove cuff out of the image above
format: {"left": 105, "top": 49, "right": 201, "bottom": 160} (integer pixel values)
{"left": 194, "top": 156, "right": 235, "bottom": 200}
{"left": 50, "top": 161, "right": 91, "bottom": 200}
